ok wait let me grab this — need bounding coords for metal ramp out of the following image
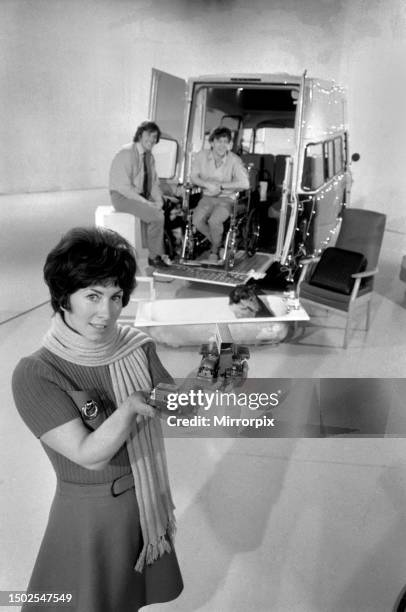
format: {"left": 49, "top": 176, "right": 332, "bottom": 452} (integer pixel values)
{"left": 153, "top": 251, "right": 275, "bottom": 287}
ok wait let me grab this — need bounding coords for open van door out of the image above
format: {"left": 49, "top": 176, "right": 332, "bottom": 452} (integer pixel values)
{"left": 279, "top": 70, "right": 307, "bottom": 265}
{"left": 148, "top": 68, "right": 187, "bottom": 186}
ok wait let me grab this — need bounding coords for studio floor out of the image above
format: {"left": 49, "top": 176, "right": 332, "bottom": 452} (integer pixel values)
{"left": 1, "top": 189, "right": 406, "bottom": 611}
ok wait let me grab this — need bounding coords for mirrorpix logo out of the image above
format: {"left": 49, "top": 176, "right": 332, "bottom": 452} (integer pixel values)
{"left": 164, "top": 388, "right": 279, "bottom": 429}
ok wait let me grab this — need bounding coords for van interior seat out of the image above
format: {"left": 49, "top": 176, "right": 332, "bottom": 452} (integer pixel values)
{"left": 241, "top": 153, "right": 275, "bottom": 189}
{"left": 274, "top": 155, "right": 289, "bottom": 187}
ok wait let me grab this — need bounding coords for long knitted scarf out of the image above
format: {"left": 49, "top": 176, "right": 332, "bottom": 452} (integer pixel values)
{"left": 42, "top": 313, "right": 176, "bottom": 572}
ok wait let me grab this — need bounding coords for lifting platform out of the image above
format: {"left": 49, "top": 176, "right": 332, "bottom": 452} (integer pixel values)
{"left": 152, "top": 251, "right": 275, "bottom": 287}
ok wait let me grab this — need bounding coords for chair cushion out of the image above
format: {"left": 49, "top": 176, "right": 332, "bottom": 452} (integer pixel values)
{"left": 308, "top": 247, "right": 367, "bottom": 295}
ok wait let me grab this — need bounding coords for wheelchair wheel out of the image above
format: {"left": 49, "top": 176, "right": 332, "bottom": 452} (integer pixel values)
{"left": 244, "top": 208, "right": 261, "bottom": 257}
{"left": 180, "top": 225, "right": 195, "bottom": 261}
{"left": 164, "top": 229, "right": 176, "bottom": 260}
{"left": 183, "top": 238, "right": 194, "bottom": 261}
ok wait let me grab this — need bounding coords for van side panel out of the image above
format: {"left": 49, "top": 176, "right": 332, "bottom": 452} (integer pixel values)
{"left": 295, "top": 79, "right": 349, "bottom": 256}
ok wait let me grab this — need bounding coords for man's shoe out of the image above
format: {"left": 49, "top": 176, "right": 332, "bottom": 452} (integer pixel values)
{"left": 160, "top": 254, "right": 172, "bottom": 266}
{"left": 148, "top": 255, "right": 171, "bottom": 268}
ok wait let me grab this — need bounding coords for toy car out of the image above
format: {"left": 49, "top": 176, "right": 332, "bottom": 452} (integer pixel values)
{"left": 197, "top": 354, "right": 220, "bottom": 380}
{"left": 148, "top": 383, "right": 179, "bottom": 411}
{"left": 197, "top": 342, "right": 250, "bottom": 382}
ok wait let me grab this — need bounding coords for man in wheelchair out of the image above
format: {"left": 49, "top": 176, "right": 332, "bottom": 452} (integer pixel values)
{"left": 190, "top": 127, "right": 249, "bottom": 263}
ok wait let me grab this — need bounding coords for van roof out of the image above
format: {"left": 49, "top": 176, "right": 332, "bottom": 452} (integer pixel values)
{"left": 192, "top": 73, "right": 302, "bottom": 85}
{"left": 190, "top": 73, "right": 339, "bottom": 90}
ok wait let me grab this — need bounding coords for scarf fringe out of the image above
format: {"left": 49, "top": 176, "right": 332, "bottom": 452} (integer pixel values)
{"left": 134, "top": 519, "right": 177, "bottom": 573}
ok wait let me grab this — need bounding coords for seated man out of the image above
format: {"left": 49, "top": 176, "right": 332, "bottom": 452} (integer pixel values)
{"left": 190, "top": 126, "right": 249, "bottom": 262}
{"left": 109, "top": 120, "right": 170, "bottom": 268}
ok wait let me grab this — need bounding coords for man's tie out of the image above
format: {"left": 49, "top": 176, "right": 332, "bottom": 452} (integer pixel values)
{"left": 142, "top": 152, "right": 152, "bottom": 200}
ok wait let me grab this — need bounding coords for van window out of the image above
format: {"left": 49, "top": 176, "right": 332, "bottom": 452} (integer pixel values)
{"left": 241, "top": 128, "right": 254, "bottom": 154}
{"left": 302, "top": 142, "right": 324, "bottom": 190}
{"left": 154, "top": 138, "right": 178, "bottom": 179}
{"left": 326, "top": 140, "right": 335, "bottom": 179}
{"left": 302, "top": 136, "right": 345, "bottom": 190}
{"left": 241, "top": 127, "right": 294, "bottom": 155}
{"left": 334, "top": 137, "right": 343, "bottom": 174}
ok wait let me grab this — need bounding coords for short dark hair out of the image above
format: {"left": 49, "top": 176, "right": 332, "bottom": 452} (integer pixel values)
{"left": 44, "top": 227, "right": 137, "bottom": 313}
{"left": 133, "top": 121, "right": 161, "bottom": 144}
{"left": 208, "top": 126, "right": 232, "bottom": 143}
{"left": 229, "top": 283, "right": 257, "bottom": 305}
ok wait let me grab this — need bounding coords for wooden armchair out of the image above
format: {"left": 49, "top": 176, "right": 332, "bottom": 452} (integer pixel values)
{"left": 297, "top": 208, "right": 386, "bottom": 348}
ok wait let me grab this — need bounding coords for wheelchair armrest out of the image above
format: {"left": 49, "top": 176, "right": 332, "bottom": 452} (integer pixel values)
{"left": 180, "top": 184, "right": 203, "bottom": 213}
{"left": 229, "top": 190, "right": 244, "bottom": 204}
{"left": 183, "top": 183, "right": 202, "bottom": 195}
{"left": 235, "top": 188, "right": 251, "bottom": 199}
{"left": 163, "top": 195, "right": 181, "bottom": 204}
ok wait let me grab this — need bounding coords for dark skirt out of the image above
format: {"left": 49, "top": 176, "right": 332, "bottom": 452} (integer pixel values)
{"left": 22, "top": 477, "right": 183, "bottom": 612}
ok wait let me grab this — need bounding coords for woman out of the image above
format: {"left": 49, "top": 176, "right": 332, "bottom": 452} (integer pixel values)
{"left": 12, "top": 227, "right": 183, "bottom": 611}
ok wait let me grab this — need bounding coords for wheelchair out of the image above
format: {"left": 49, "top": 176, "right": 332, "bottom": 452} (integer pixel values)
{"left": 162, "top": 196, "right": 186, "bottom": 260}
{"left": 178, "top": 184, "right": 261, "bottom": 270}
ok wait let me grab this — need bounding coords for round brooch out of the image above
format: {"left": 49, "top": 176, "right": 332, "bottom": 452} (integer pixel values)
{"left": 81, "top": 399, "right": 99, "bottom": 420}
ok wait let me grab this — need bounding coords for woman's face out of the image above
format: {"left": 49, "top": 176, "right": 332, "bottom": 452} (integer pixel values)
{"left": 63, "top": 283, "right": 124, "bottom": 342}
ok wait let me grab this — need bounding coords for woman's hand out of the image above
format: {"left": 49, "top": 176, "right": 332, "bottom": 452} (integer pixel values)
{"left": 124, "top": 391, "right": 156, "bottom": 418}
{"left": 41, "top": 390, "right": 156, "bottom": 472}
